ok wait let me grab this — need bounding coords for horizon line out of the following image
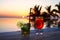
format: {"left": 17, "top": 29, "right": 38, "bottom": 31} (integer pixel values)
{"left": 0, "top": 16, "right": 29, "bottom": 18}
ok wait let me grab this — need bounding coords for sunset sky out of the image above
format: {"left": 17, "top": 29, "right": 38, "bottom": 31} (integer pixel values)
{"left": 0, "top": 0, "right": 60, "bottom": 17}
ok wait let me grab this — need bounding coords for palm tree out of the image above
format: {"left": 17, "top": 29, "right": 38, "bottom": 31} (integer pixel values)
{"left": 29, "top": 5, "right": 43, "bottom": 29}
{"left": 55, "top": 2, "right": 60, "bottom": 28}
{"left": 58, "top": 21, "right": 60, "bottom": 27}
{"left": 29, "top": 8, "right": 35, "bottom": 22}
{"left": 45, "top": 5, "right": 53, "bottom": 15}
{"left": 51, "top": 2, "right": 60, "bottom": 18}
{"left": 34, "top": 5, "right": 42, "bottom": 16}
{"left": 55, "top": 2, "right": 60, "bottom": 13}
{"left": 29, "top": 5, "right": 42, "bottom": 22}
{"left": 44, "top": 5, "right": 52, "bottom": 28}
{"left": 51, "top": 2, "right": 60, "bottom": 28}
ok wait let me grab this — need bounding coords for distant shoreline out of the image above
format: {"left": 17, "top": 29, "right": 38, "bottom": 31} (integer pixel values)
{"left": 0, "top": 16, "right": 29, "bottom": 18}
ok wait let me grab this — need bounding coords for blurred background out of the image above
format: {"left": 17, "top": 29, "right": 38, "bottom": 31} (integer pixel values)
{"left": 0, "top": 0, "right": 60, "bottom": 33}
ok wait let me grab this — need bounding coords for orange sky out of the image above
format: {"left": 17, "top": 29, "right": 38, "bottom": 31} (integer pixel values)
{"left": 0, "top": 0, "right": 60, "bottom": 17}
{"left": 0, "top": 10, "right": 29, "bottom": 16}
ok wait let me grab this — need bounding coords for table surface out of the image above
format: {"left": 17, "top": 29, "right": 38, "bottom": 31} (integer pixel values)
{"left": 0, "top": 28, "right": 60, "bottom": 40}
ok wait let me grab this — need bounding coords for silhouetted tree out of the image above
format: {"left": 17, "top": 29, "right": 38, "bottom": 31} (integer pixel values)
{"left": 45, "top": 5, "right": 53, "bottom": 15}
{"left": 45, "top": 5, "right": 59, "bottom": 28}
{"left": 29, "top": 3, "right": 60, "bottom": 28}
{"left": 54, "top": 2, "right": 60, "bottom": 28}
{"left": 42, "top": 12, "right": 50, "bottom": 22}
{"left": 55, "top": 2, "right": 60, "bottom": 13}
{"left": 29, "top": 8, "right": 35, "bottom": 22}
{"left": 29, "top": 5, "right": 42, "bottom": 22}
{"left": 29, "top": 5, "right": 43, "bottom": 29}
{"left": 34, "top": 5, "right": 42, "bottom": 16}
{"left": 44, "top": 5, "right": 52, "bottom": 28}
{"left": 58, "top": 21, "right": 60, "bottom": 27}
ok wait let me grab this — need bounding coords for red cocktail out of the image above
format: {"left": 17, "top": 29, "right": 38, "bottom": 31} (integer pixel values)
{"left": 35, "top": 17, "right": 44, "bottom": 35}
{"left": 35, "top": 18, "right": 44, "bottom": 29}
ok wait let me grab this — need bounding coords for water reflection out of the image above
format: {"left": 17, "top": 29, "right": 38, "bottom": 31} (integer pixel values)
{"left": 0, "top": 17, "right": 60, "bottom": 33}
{"left": 0, "top": 18, "right": 28, "bottom": 32}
